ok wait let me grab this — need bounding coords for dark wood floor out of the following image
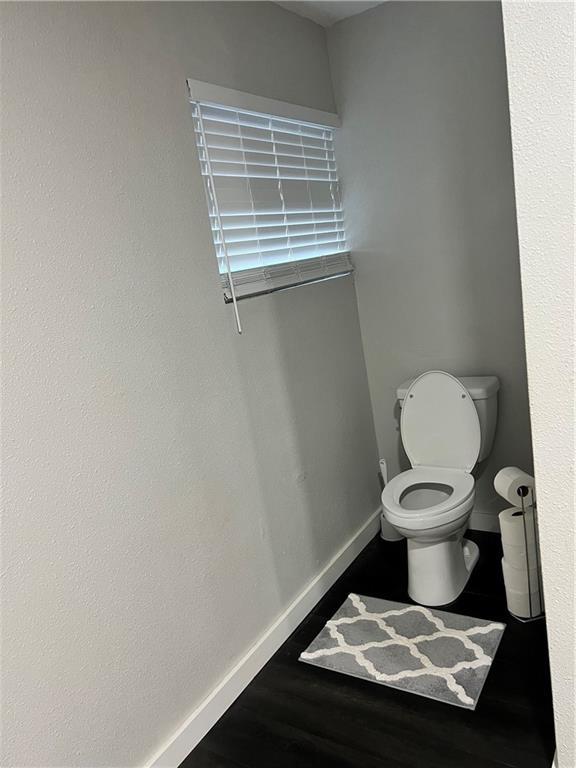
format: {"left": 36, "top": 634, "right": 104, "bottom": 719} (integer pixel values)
{"left": 184, "top": 530, "right": 556, "bottom": 768}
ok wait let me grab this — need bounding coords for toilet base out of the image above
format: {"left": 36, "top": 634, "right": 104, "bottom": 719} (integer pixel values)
{"left": 407, "top": 536, "right": 479, "bottom": 606}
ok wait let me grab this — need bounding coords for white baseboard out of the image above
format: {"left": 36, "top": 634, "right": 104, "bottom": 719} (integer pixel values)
{"left": 145, "top": 507, "right": 382, "bottom": 768}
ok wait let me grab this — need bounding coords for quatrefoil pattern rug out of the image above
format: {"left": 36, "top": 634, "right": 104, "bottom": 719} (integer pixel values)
{"left": 299, "top": 594, "right": 505, "bottom": 709}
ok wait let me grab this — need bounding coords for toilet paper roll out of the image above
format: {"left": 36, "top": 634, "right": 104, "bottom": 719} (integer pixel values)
{"left": 504, "top": 585, "right": 543, "bottom": 619}
{"left": 494, "top": 467, "right": 535, "bottom": 507}
{"left": 502, "top": 558, "right": 540, "bottom": 593}
{"left": 503, "top": 540, "right": 538, "bottom": 570}
{"left": 499, "top": 508, "right": 541, "bottom": 580}
{"left": 499, "top": 506, "right": 538, "bottom": 552}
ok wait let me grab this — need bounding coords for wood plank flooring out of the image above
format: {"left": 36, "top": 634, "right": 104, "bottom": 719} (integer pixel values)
{"left": 184, "top": 531, "right": 556, "bottom": 768}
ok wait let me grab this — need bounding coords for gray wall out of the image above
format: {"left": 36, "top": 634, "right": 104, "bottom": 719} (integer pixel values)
{"left": 328, "top": 1, "right": 533, "bottom": 525}
{"left": 0, "top": 3, "right": 379, "bottom": 766}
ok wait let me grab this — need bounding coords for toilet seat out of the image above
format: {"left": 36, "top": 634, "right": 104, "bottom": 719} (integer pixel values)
{"left": 401, "top": 371, "right": 481, "bottom": 472}
{"left": 382, "top": 467, "right": 475, "bottom": 530}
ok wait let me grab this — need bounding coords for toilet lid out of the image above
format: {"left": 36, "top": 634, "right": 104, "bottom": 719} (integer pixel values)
{"left": 401, "top": 371, "right": 481, "bottom": 472}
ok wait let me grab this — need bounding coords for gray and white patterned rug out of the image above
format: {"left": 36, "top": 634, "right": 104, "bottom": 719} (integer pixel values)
{"left": 299, "top": 594, "right": 505, "bottom": 709}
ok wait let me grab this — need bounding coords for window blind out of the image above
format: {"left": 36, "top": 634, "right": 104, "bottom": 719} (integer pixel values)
{"left": 191, "top": 101, "right": 352, "bottom": 307}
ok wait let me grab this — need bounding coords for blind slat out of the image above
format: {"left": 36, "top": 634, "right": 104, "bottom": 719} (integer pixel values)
{"left": 205, "top": 144, "right": 336, "bottom": 163}
{"left": 216, "top": 226, "right": 346, "bottom": 244}
{"left": 213, "top": 208, "right": 344, "bottom": 218}
{"left": 213, "top": 215, "right": 345, "bottom": 231}
{"left": 209, "top": 156, "right": 337, "bottom": 171}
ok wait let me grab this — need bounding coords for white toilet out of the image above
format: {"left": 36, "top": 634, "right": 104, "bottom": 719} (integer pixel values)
{"left": 382, "top": 371, "right": 499, "bottom": 606}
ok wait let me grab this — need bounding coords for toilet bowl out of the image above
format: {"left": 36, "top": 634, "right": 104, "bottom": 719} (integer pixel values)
{"left": 382, "top": 371, "right": 488, "bottom": 606}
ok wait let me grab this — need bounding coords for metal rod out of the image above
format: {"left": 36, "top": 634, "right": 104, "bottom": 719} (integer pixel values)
{"left": 530, "top": 488, "right": 545, "bottom": 608}
{"left": 519, "top": 489, "right": 533, "bottom": 617}
{"left": 223, "top": 269, "right": 353, "bottom": 303}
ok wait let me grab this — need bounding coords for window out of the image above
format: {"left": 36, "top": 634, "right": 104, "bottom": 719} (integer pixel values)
{"left": 188, "top": 81, "right": 352, "bottom": 331}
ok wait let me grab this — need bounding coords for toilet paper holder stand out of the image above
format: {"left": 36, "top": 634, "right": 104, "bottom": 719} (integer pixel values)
{"left": 513, "top": 485, "right": 545, "bottom": 623}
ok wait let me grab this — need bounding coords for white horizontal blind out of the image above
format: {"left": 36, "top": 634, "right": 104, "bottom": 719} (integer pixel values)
{"left": 191, "top": 101, "right": 352, "bottom": 302}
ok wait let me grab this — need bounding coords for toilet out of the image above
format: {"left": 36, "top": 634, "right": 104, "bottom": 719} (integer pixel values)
{"left": 382, "top": 371, "right": 499, "bottom": 606}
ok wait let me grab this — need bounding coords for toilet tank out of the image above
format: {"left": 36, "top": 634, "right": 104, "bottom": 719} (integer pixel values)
{"left": 397, "top": 375, "right": 500, "bottom": 463}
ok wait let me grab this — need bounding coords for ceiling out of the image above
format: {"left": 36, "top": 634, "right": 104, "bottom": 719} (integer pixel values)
{"left": 275, "top": 1, "right": 384, "bottom": 28}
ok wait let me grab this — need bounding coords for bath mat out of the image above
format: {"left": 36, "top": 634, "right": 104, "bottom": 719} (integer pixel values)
{"left": 299, "top": 594, "right": 505, "bottom": 709}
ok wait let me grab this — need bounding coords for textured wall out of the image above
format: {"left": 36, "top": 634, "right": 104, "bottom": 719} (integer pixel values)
{"left": 328, "top": 1, "right": 533, "bottom": 527}
{"left": 502, "top": 3, "right": 575, "bottom": 765}
{"left": 0, "top": 3, "right": 380, "bottom": 766}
